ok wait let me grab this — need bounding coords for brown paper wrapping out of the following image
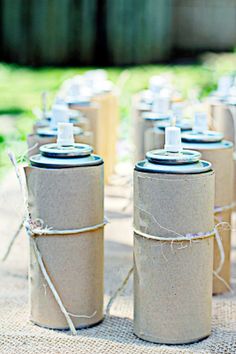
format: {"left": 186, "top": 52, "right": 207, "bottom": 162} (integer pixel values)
{"left": 132, "top": 94, "right": 151, "bottom": 162}
{"left": 70, "top": 94, "right": 119, "bottom": 184}
{"left": 134, "top": 234, "right": 213, "bottom": 344}
{"left": 214, "top": 210, "right": 231, "bottom": 294}
{"left": 197, "top": 146, "right": 234, "bottom": 207}
{"left": 27, "top": 132, "right": 94, "bottom": 158}
{"left": 191, "top": 144, "right": 234, "bottom": 294}
{"left": 134, "top": 171, "right": 215, "bottom": 237}
{"left": 207, "top": 98, "right": 236, "bottom": 205}
{"left": 234, "top": 155, "right": 236, "bottom": 204}
{"left": 144, "top": 127, "right": 165, "bottom": 152}
{"left": 133, "top": 170, "right": 215, "bottom": 344}
{"left": 25, "top": 164, "right": 104, "bottom": 329}
{"left": 73, "top": 117, "right": 90, "bottom": 131}
{"left": 32, "top": 122, "right": 48, "bottom": 133}
{"left": 208, "top": 102, "right": 235, "bottom": 143}
{"left": 104, "top": 92, "right": 119, "bottom": 178}
{"left": 92, "top": 92, "right": 119, "bottom": 181}
{"left": 69, "top": 103, "right": 100, "bottom": 153}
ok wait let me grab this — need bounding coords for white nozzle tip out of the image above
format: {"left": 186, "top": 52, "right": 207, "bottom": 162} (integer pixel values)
{"left": 51, "top": 104, "right": 69, "bottom": 128}
{"left": 171, "top": 102, "right": 184, "bottom": 122}
{"left": 217, "top": 75, "right": 233, "bottom": 96}
{"left": 194, "top": 111, "right": 208, "bottom": 133}
{"left": 164, "top": 126, "right": 182, "bottom": 153}
{"left": 152, "top": 94, "right": 170, "bottom": 115}
{"left": 57, "top": 123, "right": 74, "bottom": 147}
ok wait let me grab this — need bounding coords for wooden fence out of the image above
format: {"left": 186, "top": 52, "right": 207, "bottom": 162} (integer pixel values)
{"left": 0, "top": 0, "right": 172, "bottom": 65}
{"left": 0, "top": 0, "right": 235, "bottom": 66}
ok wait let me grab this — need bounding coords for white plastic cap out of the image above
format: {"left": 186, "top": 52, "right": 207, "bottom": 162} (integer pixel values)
{"left": 194, "top": 111, "right": 208, "bottom": 133}
{"left": 57, "top": 123, "right": 75, "bottom": 147}
{"left": 54, "top": 96, "right": 67, "bottom": 106}
{"left": 68, "top": 80, "right": 81, "bottom": 98}
{"left": 149, "top": 75, "right": 167, "bottom": 93}
{"left": 171, "top": 102, "right": 184, "bottom": 122}
{"left": 217, "top": 76, "right": 233, "bottom": 96}
{"left": 42, "top": 91, "right": 47, "bottom": 111}
{"left": 85, "top": 69, "right": 107, "bottom": 82}
{"left": 152, "top": 94, "right": 170, "bottom": 115}
{"left": 164, "top": 126, "right": 182, "bottom": 153}
{"left": 51, "top": 105, "right": 69, "bottom": 128}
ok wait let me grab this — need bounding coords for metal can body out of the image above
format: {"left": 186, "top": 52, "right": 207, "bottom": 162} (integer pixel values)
{"left": 69, "top": 102, "right": 100, "bottom": 153}
{"left": 133, "top": 169, "right": 214, "bottom": 344}
{"left": 144, "top": 127, "right": 165, "bottom": 152}
{"left": 25, "top": 159, "right": 104, "bottom": 329}
{"left": 208, "top": 101, "right": 235, "bottom": 143}
{"left": 132, "top": 93, "right": 151, "bottom": 162}
{"left": 92, "top": 92, "right": 119, "bottom": 182}
{"left": 182, "top": 140, "right": 234, "bottom": 294}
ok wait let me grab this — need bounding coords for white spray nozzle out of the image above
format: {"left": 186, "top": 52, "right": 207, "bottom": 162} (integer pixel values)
{"left": 194, "top": 111, "right": 208, "bottom": 133}
{"left": 164, "top": 126, "right": 182, "bottom": 153}
{"left": 51, "top": 105, "right": 69, "bottom": 128}
{"left": 54, "top": 96, "right": 67, "bottom": 106}
{"left": 152, "top": 94, "right": 170, "bottom": 115}
{"left": 57, "top": 123, "right": 75, "bottom": 147}
{"left": 68, "top": 80, "right": 81, "bottom": 98}
{"left": 171, "top": 102, "right": 184, "bottom": 122}
{"left": 217, "top": 75, "right": 233, "bottom": 96}
{"left": 149, "top": 75, "right": 167, "bottom": 93}
{"left": 42, "top": 91, "right": 47, "bottom": 108}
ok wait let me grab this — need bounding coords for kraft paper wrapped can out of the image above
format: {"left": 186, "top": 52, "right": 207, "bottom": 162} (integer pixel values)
{"left": 68, "top": 100, "right": 100, "bottom": 154}
{"left": 144, "top": 126, "right": 165, "bottom": 152}
{"left": 182, "top": 131, "right": 234, "bottom": 294}
{"left": 24, "top": 139, "right": 104, "bottom": 330}
{"left": 92, "top": 92, "right": 119, "bottom": 180}
{"left": 140, "top": 112, "right": 170, "bottom": 159}
{"left": 134, "top": 142, "right": 215, "bottom": 344}
{"left": 27, "top": 126, "right": 93, "bottom": 157}
{"left": 207, "top": 99, "right": 234, "bottom": 142}
{"left": 132, "top": 93, "right": 152, "bottom": 162}
{"left": 207, "top": 99, "right": 236, "bottom": 206}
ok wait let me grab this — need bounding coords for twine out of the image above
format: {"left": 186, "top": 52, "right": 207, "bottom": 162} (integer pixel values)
{"left": 29, "top": 230, "right": 98, "bottom": 335}
{"left": 25, "top": 215, "right": 107, "bottom": 336}
{"left": 135, "top": 204, "right": 231, "bottom": 287}
{"left": 25, "top": 218, "right": 108, "bottom": 237}
{"left": 105, "top": 215, "right": 224, "bottom": 317}
{"left": 7, "top": 150, "right": 107, "bottom": 335}
{"left": 214, "top": 203, "right": 236, "bottom": 213}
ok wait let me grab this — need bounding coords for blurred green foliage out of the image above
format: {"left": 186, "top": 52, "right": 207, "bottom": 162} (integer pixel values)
{"left": 0, "top": 56, "right": 234, "bottom": 176}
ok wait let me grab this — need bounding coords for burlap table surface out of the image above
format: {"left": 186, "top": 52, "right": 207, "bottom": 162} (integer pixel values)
{"left": 0, "top": 172, "right": 235, "bottom": 354}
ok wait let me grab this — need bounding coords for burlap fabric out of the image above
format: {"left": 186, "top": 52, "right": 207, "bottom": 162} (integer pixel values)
{"left": 0, "top": 172, "right": 235, "bottom": 353}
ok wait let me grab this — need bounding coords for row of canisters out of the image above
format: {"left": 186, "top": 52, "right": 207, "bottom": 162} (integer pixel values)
{"left": 28, "top": 69, "right": 119, "bottom": 183}
{"left": 132, "top": 74, "right": 234, "bottom": 288}
{"left": 22, "top": 72, "right": 233, "bottom": 345}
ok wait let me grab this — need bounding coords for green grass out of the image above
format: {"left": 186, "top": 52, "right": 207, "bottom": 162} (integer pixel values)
{"left": 0, "top": 55, "right": 234, "bottom": 176}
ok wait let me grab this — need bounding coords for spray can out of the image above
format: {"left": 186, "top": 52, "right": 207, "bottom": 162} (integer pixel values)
{"left": 91, "top": 87, "right": 119, "bottom": 182}
{"left": 135, "top": 95, "right": 171, "bottom": 161}
{"left": 134, "top": 127, "right": 214, "bottom": 344}
{"left": 24, "top": 123, "right": 104, "bottom": 330}
{"left": 28, "top": 105, "right": 93, "bottom": 157}
{"left": 145, "top": 102, "right": 192, "bottom": 153}
{"left": 182, "top": 112, "right": 234, "bottom": 294}
{"left": 142, "top": 112, "right": 170, "bottom": 156}
{"left": 207, "top": 75, "right": 234, "bottom": 134}
{"left": 67, "top": 88, "right": 100, "bottom": 151}
{"left": 132, "top": 95, "right": 152, "bottom": 162}
{"left": 33, "top": 95, "right": 89, "bottom": 133}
